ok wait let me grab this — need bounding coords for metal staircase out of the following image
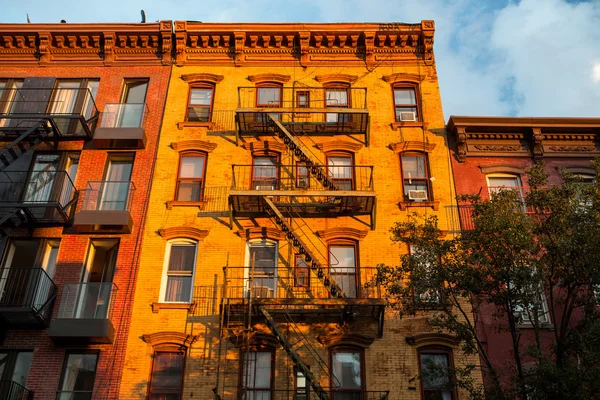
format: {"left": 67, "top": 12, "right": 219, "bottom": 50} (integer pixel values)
{"left": 0, "top": 121, "right": 52, "bottom": 171}
{"left": 0, "top": 208, "right": 34, "bottom": 238}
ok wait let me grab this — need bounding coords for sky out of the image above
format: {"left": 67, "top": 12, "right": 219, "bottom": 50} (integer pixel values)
{"left": 2, "top": 0, "right": 599, "bottom": 118}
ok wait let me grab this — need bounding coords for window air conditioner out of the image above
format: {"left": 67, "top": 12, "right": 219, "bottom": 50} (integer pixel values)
{"left": 296, "top": 180, "right": 309, "bottom": 189}
{"left": 253, "top": 286, "right": 274, "bottom": 298}
{"left": 408, "top": 189, "right": 428, "bottom": 201}
{"left": 399, "top": 111, "right": 417, "bottom": 122}
{"left": 255, "top": 185, "right": 276, "bottom": 191}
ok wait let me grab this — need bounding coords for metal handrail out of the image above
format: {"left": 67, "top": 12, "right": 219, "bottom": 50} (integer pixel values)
{"left": 0, "top": 380, "right": 34, "bottom": 400}
{"left": 0, "top": 267, "right": 57, "bottom": 313}
{"left": 56, "top": 282, "right": 118, "bottom": 320}
{"left": 237, "top": 87, "right": 368, "bottom": 109}
{"left": 0, "top": 170, "right": 76, "bottom": 208}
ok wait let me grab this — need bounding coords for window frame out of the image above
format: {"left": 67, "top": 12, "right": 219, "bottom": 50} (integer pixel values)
{"left": 251, "top": 155, "right": 280, "bottom": 191}
{"left": 328, "top": 241, "right": 359, "bottom": 298}
{"left": 244, "top": 239, "right": 279, "bottom": 298}
{"left": 0, "top": 349, "right": 33, "bottom": 385}
{"left": 185, "top": 84, "right": 215, "bottom": 123}
{"left": 159, "top": 239, "right": 198, "bottom": 303}
{"left": 0, "top": 79, "right": 24, "bottom": 116}
{"left": 326, "top": 151, "right": 355, "bottom": 191}
{"left": 294, "top": 254, "right": 310, "bottom": 288}
{"left": 175, "top": 151, "right": 208, "bottom": 202}
{"left": 147, "top": 350, "right": 186, "bottom": 400}
{"left": 329, "top": 346, "right": 365, "bottom": 395}
{"left": 400, "top": 151, "right": 432, "bottom": 202}
{"left": 296, "top": 161, "right": 310, "bottom": 189}
{"left": 296, "top": 90, "right": 310, "bottom": 108}
{"left": 408, "top": 244, "right": 443, "bottom": 308}
{"left": 255, "top": 83, "right": 282, "bottom": 108}
{"left": 392, "top": 83, "right": 421, "bottom": 122}
{"left": 324, "top": 83, "right": 351, "bottom": 123}
{"left": 238, "top": 349, "right": 275, "bottom": 399}
{"left": 418, "top": 346, "right": 456, "bottom": 400}
{"left": 56, "top": 350, "right": 100, "bottom": 400}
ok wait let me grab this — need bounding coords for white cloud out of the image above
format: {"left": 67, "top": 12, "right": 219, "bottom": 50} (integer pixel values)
{"left": 592, "top": 62, "right": 600, "bottom": 83}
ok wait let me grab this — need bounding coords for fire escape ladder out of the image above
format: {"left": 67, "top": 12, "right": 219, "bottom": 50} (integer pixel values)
{"left": 260, "top": 306, "right": 331, "bottom": 400}
{"left": 0, "top": 121, "right": 52, "bottom": 171}
{"left": 0, "top": 207, "right": 35, "bottom": 237}
{"left": 267, "top": 115, "right": 338, "bottom": 191}
{"left": 262, "top": 196, "right": 345, "bottom": 299}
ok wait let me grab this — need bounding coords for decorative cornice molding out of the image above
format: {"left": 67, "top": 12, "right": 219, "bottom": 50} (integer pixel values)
{"left": 479, "top": 164, "right": 526, "bottom": 175}
{"left": 558, "top": 165, "right": 596, "bottom": 176}
{"left": 247, "top": 73, "right": 291, "bottom": 84}
{"left": 180, "top": 73, "right": 224, "bottom": 84}
{"left": 142, "top": 331, "right": 196, "bottom": 348}
{"left": 231, "top": 332, "right": 279, "bottom": 350}
{"left": 171, "top": 140, "right": 218, "bottom": 153}
{"left": 242, "top": 141, "right": 287, "bottom": 155}
{"left": 389, "top": 141, "right": 436, "bottom": 153}
{"left": 158, "top": 227, "right": 209, "bottom": 241}
{"left": 316, "top": 227, "right": 368, "bottom": 242}
{"left": 314, "top": 74, "right": 359, "bottom": 84}
{"left": 315, "top": 141, "right": 363, "bottom": 153}
{"left": 382, "top": 73, "right": 425, "bottom": 83}
{"left": 318, "top": 334, "right": 375, "bottom": 348}
{"left": 237, "top": 227, "right": 286, "bottom": 241}
{"left": 405, "top": 333, "right": 460, "bottom": 347}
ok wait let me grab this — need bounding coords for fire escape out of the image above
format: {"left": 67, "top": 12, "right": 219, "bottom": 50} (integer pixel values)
{"left": 212, "top": 87, "right": 387, "bottom": 399}
{"left": 0, "top": 78, "right": 98, "bottom": 236}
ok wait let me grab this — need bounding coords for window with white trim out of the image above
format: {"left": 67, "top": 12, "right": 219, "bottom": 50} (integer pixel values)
{"left": 160, "top": 239, "right": 197, "bottom": 303}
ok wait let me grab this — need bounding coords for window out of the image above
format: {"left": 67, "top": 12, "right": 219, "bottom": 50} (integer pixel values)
{"left": 296, "top": 91, "right": 310, "bottom": 108}
{"left": 50, "top": 79, "right": 100, "bottom": 134}
{"left": 148, "top": 351, "right": 185, "bottom": 400}
{"left": 327, "top": 154, "right": 354, "bottom": 191}
{"left": 325, "top": 86, "right": 350, "bottom": 123}
{"left": 256, "top": 86, "right": 281, "bottom": 108}
{"left": 296, "top": 162, "right": 310, "bottom": 189}
{"left": 57, "top": 352, "right": 99, "bottom": 400}
{"left": 419, "top": 348, "right": 454, "bottom": 400}
{"left": 0, "top": 350, "right": 33, "bottom": 396}
{"left": 393, "top": 85, "right": 419, "bottom": 122}
{"left": 0, "top": 79, "right": 24, "bottom": 127}
{"left": 176, "top": 153, "right": 207, "bottom": 202}
{"left": 160, "top": 240, "right": 197, "bottom": 303}
{"left": 241, "top": 351, "right": 273, "bottom": 399}
{"left": 401, "top": 152, "right": 431, "bottom": 202}
{"left": 329, "top": 244, "right": 357, "bottom": 298}
{"left": 246, "top": 240, "right": 278, "bottom": 298}
{"left": 294, "top": 368, "right": 309, "bottom": 400}
{"left": 330, "top": 348, "right": 364, "bottom": 398}
{"left": 294, "top": 255, "right": 310, "bottom": 288}
{"left": 409, "top": 245, "right": 441, "bottom": 307}
{"left": 486, "top": 174, "right": 525, "bottom": 211}
{"left": 510, "top": 282, "right": 550, "bottom": 325}
{"left": 102, "top": 153, "right": 134, "bottom": 211}
{"left": 186, "top": 86, "right": 214, "bottom": 122}
{"left": 252, "top": 156, "right": 278, "bottom": 191}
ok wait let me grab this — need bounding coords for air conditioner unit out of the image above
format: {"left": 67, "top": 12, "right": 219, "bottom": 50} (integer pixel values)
{"left": 399, "top": 111, "right": 417, "bottom": 122}
{"left": 255, "top": 185, "right": 276, "bottom": 191}
{"left": 296, "top": 180, "right": 309, "bottom": 189}
{"left": 408, "top": 189, "right": 428, "bottom": 201}
{"left": 253, "top": 286, "right": 274, "bottom": 298}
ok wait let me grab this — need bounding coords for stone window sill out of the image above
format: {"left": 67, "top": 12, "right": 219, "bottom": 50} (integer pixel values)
{"left": 398, "top": 200, "right": 440, "bottom": 211}
{"left": 392, "top": 121, "right": 423, "bottom": 129}
{"left": 177, "top": 121, "right": 214, "bottom": 130}
{"left": 516, "top": 322, "right": 554, "bottom": 330}
{"left": 151, "top": 302, "right": 193, "bottom": 313}
{"left": 166, "top": 200, "right": 207, "bottom": 210}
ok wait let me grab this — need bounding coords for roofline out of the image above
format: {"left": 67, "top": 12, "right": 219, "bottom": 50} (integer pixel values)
{"left": 447, "top": 115, "right": 600, "bottom": 131}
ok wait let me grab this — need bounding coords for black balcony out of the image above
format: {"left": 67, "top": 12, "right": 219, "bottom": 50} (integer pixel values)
{"left": 0, "top": 170, "right": 78, "bottom": 227}
{"left": 0, "top": 267, "right": 57, "bottom": 327}
{"left": 73, "top": 181, "right": 135, "bottom": 233}
{"left": 94, "top": 103, "right": 148, "bottom": 149}
{"left": 236, "top": 87, "right": 369, "bottom": 138}
{"left": 0, "top": 86, "right": 98, "bottom": 140}
{"left": 234, "top": 389, "right": 390, "bottom": 399}
{"left": 0, "top": 381, "right": 34, "bottom": 400}
{"left": 49, "top": 282, "right": 117, "bottom": 344}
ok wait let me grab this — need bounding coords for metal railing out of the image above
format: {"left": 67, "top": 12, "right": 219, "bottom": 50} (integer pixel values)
{"left": 0, "top": 381, "right": 33, "bottom": 400}
{"left": 237, "top": 87, "right": 367, "bottom": 109}
{"left": 0, "top": 88, "right": 98, "bottom": 137}
{"left": 223, "top": 266, "right": 381, "bottom": 300}
{"left": 79, "top": 181, "right": 135, "bottom": 212}
{"left": 231, "top": 165, "right": 374, "bottom": 192}
{"left": 0, "top": 267, "right": 57, "bottom": 317}
{"left": 193, "top": 186, "right": 230, "bottom": 212}
{"left": 236, "top": 389, "right": 389, "bottom": 400}
{"left": 56, "top": 282, "right": 118, "bottom": 320}
{"left": 55, "top": 391, "right": 92, "bottom": 400}
{"left": 100, "top": 103, "right": 148, "bottom": 129}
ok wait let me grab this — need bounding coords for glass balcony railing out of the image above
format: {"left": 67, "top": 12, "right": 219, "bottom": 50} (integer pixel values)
{"left": 100, "top": 103, "right": 148, "bottom": 129}
{"left": 78, "top": 181, "right": 135, "bottom": 212}
{"left": 56, "top": 282, "right": 117, "bottom": 320}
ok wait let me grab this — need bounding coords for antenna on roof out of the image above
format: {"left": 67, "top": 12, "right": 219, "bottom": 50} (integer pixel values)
{"left": 26, "top": 14, "right": 31, "bottom": 23}
{"left": 141, "top": 10, "right": 146, "bottom": 23}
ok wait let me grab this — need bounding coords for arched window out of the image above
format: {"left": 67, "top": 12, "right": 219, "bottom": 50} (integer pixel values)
{"left": 159, "top": 239, "right": 198, "bottom": 303}
{"left": 418, "top": 346, "right": 455, "bottom": 400}
{"left": 393, "top": 83, "right": 421, "bottom": 122}
{"left": 400, "top": 152, "right": 431, "bottom": 202}
{"left": 175, "top": 151, "right": 207, "bottom": 202}
{"left": 186, "top": 84, "right": 214, "bottom": 122}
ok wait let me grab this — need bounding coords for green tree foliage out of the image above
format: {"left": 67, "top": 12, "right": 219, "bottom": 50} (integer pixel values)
{"left": 375, "top": 162, "right": 600, "bottom": 399}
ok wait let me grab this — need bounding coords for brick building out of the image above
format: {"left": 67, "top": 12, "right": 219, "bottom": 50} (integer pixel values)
{"left": 0, "top": 21, "right": 172, "bottom": 399}
{"left": 447, "top": 116, "right": 600, "bottom": 392}
{"left": 119, "top": 21, "right": 482, "bottom": 399}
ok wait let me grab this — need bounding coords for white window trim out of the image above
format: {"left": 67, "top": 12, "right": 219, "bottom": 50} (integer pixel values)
{"left": 485, "top": 173, "right": 523, "bottom": 188}
{"left": 159, "top": 238, "right": 198, "bottom": 303}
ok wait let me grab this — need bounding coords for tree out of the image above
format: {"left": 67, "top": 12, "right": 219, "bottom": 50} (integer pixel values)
{"left": 375, "top": 162, "right": 600, "bottom": 399}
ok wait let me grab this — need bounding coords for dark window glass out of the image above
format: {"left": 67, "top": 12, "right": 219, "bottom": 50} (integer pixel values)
{"left": 241, "top": 351, "right": 272, "bottom": 399}
{"left": 331, "top": 350, "right": 363, "bottom": 398}
{"left": 164, "top": 243, "right": 196, "bottom": 302}
{"left": 420, "top": 351, "right": 453, "bottom": 400}
{"left": 149, "top": 352, "right": 184, "bottom": 400}
{"left": 329, "top": 245, "right": 357, "bottom": 298}
{"left": 57, "top": 353, "right": 98, "bottom": 400}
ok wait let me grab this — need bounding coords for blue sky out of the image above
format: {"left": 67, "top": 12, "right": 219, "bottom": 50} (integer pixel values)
{"left": 2, "top": 0, "right": 599, "bottom": 118}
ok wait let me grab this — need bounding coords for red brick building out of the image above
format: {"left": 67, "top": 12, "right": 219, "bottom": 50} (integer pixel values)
{"left": 447, "top": 116, "right": 600, "bottom": 391}
{"left": 0, "top": 21, "right": 171, "bottom": 399}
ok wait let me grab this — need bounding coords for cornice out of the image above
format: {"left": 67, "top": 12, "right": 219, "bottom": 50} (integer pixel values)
{"left": 318, "top": 334, "right": 375, "bottom": 348}
{"left": 382, "top": 72, "right": 425, "bottom": 83}
{"left": 315, "top": 141, "right": 363, "bottom": 153}
{"left": 237, "top": 227, "right": 286, "bottom": 241}
{"left": 242, "top": 140, "right": 287, "bottom": 155}
{"left": 247, "top": 73, "right": 290, "bottom": 84}
{"left": 171, "top": 140, "right": 218, "bottom": 152}
{"left": 479, "top": 163, "right": 526, "bottom": 175}
{"left": 158, "top": 227, "right": 209, "bottom": 241}
{"left": 316, "top": 227, "right": 368, "bottom": 242}
{"left": 142, "top": 331, "right": 196, "bottom": 348}
{"left": 314, "top": 74, "right": 358, "bottom": 84}
{"left": 389, "top": 141, "right": 436, "bottom": 153}
{"left": 405, "top": 333, "right": 459, "bottom": 347}
{"left": 181, "top": 73, "right": 224, "bottom": 84}
{"left": 0, "top": 21, "right": 172, "bottom": 66}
